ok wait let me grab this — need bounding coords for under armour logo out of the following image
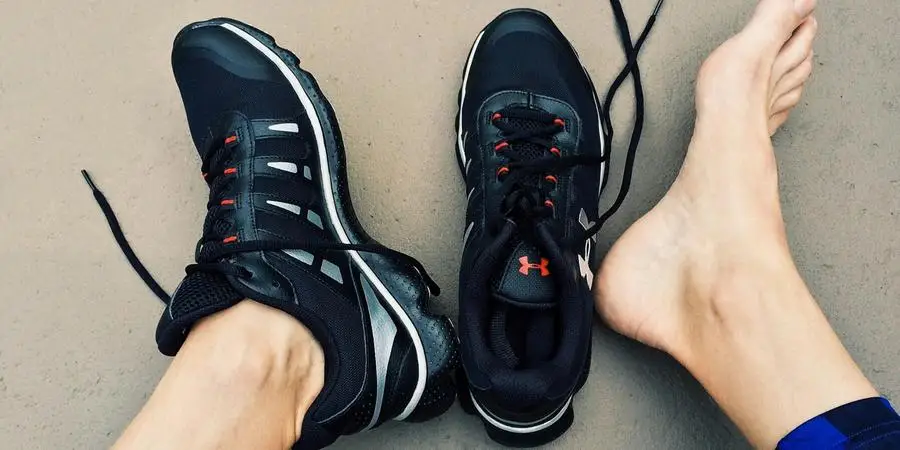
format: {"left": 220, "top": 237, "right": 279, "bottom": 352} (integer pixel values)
{"left": 578, "top": 208, "right": 596, "bottom": 289}
{"left": 519, "top": 256, "right": 551, "bottom": 277}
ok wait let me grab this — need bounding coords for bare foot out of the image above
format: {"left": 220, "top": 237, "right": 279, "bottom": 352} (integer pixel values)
{"left": 596, "top": 0, "right": 818, "bottom": 356}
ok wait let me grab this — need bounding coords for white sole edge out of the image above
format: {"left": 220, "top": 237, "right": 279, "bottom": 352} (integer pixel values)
{"left": 470, "top": 391, "right": 573, "bottom": 434}
{"left": 220, "top": 22, "right": 427, "bottom": 421}
{"left": 457, "top": 30, "right": 485, "bottom": 168}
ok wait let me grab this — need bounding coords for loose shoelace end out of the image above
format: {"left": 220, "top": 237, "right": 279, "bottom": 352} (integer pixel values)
{"left": 652, "top": 0, "right": 664, "bottom": 17}
{"left": 425, "top": 277, "right": 441, "bottom": 297}
{"left": 81, "top": 169, "right": 99, "bottom": 192}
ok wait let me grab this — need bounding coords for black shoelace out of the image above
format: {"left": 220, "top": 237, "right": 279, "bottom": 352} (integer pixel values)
{"left": 490, "top": 107, "right": 606, "bottom": 227}
{"left": 487, "top": 0, "right": 664, "bottom": 245}
{"left": 484, "top": 1, "right": 664, "bottom": 369}
{"left": 82, "top": 140, "right": 441, "bottom": 305}
{"left": 589, "top": 0, "right": 665, "bottom": 239}
{"left": 84, "top": 1, "right": 660, "bottom": 306}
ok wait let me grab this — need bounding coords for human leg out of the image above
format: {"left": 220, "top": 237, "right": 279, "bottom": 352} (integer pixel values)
{"left": 595, "top": 0, "right": 890, "bottom": 447}
{"left": 115, "top": 301, "right": 324, "bottom": 450}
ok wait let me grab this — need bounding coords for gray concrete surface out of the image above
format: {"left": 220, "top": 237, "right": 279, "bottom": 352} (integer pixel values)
{"left": 1, "top": 0, "right": 898, "bottom": 448}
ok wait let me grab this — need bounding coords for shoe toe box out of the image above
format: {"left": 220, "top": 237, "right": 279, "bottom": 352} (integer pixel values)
{"left": 466, "top": 9, "right": 590, "bottom": 103}
{"left": 171, "top": 21, "right": 301, "bottom": 149}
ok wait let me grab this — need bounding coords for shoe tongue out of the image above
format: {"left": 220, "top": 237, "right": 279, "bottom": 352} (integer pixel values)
{"left": 491, "top": 240, "right": 557, "bottom": 308}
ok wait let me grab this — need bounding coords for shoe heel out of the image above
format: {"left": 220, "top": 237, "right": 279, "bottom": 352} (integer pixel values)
{"left": 404, "top": 316, "right": 459, "bottom": 422}
{"left": 482, "top": 405, "right": 574, "bottom": 448}
{"left": 459, "top": 366, "right": 575, "bottom": 448}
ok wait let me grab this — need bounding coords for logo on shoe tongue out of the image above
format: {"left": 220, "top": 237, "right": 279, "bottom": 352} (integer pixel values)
{"left": 518, "top": 256, "right": 550, "bottom": 277}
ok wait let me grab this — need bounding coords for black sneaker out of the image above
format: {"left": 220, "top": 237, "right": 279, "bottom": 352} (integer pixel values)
{"left": 454, "top": 7, "right": 661, "bottom": 447}
{"left": 83, "top": 18, "right": 457, "bottom": 449}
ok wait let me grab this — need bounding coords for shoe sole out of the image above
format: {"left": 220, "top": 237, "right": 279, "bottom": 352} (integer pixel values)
{"left": 187, "top": 18, "right": 458, "bottom": 424}
{"left": 453, "top": 8, "right": 602, "bottom": 446}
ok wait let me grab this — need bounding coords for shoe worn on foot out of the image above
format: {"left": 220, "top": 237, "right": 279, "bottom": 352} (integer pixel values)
{"left": 84, "top": 18, "right": 457, "bottom": 449}
{"left": 454, "top": 9, "right": 607, "bottom": 447}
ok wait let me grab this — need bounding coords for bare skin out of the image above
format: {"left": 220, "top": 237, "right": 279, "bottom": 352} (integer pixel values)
{"left": 596, "top": 0, "right": 878, "bottom": 448}
{"left": 114, "top": 2, "right": 880, "bottom": 450}
{"left": 114, "top": 301, "right": 324, "bottom": 450}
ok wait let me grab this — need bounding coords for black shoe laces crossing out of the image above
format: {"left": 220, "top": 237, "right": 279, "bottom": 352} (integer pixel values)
{"left": 483, "top": 1, "right": 664, "bottom": 370}
{"left": 82, "top": 138, "right": 441, "bottom": 305}
{"left": 83, "top": 1, "right": 660, "bottom": 306}
{"left": 491, "top": 0, "right": 664, "bottom": 246}
{"left": 490, "top": 106, "right": 607, "bottom": 227}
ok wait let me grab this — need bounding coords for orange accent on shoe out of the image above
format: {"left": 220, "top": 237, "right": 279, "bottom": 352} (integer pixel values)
{"left": 220, "top": 199, "right": 235, "bottom": 206}
{"left": 222, "top": 236, "right": 238, "bottom": 244}
{"left": 494, "top": 141, "right": 509, "bottom": 152}
{"left": 550, "top": 147, "right": 561, "bottom": 157}
{"left": 224, "top": 135, "right": 238, "bottom": 145}
{"left": 497, "top": 166, "right": 510, "bottom": 177}
{"left": 491, "top": 113, "right": 502, "bottom": 121}
{"left": 544, "top": 175, "right": 558, "bottom": 183}
{"left": 223, "top": 168, "right": 237, "bottom": 175}
{"left": 554, "top": 118, "right": 566, "bottom": 127}
{"left": 518, "top": 256, "right": 551, "bottom": 277}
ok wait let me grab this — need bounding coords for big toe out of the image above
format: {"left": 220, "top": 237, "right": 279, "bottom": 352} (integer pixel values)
{"left": 746, "top": 0, "right": 817, "bottom": 56}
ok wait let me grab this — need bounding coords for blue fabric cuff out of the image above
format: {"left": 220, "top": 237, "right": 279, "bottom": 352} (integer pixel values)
{"left": 778, "top": 397, "right": 900, "bottom": 449}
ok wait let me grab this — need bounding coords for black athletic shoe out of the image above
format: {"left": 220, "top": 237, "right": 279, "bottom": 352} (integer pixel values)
{"left": 83, "top": 18, "right": 457, "bottom": 449}
{"left": 454, "top": 7, "right": 661, "bottom": 446}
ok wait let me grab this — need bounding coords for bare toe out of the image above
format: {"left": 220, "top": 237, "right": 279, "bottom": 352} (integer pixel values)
{"left": 771, "top": 86, "right": 804, "bottom": 116}
{"left": 772, "top": 17, "right": 818, "bottom": 82}
{"left": 746, "top": 0, "right": 817, "bottom": 54}
{"left": 769, "top": 110, "right": 792, "bottom": 135}
{"left": 771, "top": 52, "right": 813, "bottom": 107}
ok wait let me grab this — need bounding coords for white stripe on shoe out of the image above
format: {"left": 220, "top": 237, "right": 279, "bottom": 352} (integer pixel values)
{"left": 470, "top": 391, "right": 573, "bottom": 434}
{"left": 219, "top": 22, "right": 428, "bottom": 421}
{"left": 457, "top": 31, "right": 485, "bottom": 168}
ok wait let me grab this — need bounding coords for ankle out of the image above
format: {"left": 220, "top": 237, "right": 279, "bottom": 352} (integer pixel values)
{"left": 187, "top": 301, "right": 325, "bottom": 434}
{"left": 670, "top": 248, "right": 802, "bottom": 362}
{"left": 191, "top": 302, "right": 322, "bottom": 378}
{"left": 117, "top": 301, "right": 325, "bottom": 450}
{"left": 669, "top": 253, "right": 877, "bottom": 448}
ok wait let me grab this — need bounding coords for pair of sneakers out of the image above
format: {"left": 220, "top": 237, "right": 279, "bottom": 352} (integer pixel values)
{"left": 85, "top": 7, "right": 659, "bottom": 449}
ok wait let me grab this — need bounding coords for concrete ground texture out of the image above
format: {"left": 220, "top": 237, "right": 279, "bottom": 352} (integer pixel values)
{"left": 2, "top": 0, "right": 898, "bottom": 448}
